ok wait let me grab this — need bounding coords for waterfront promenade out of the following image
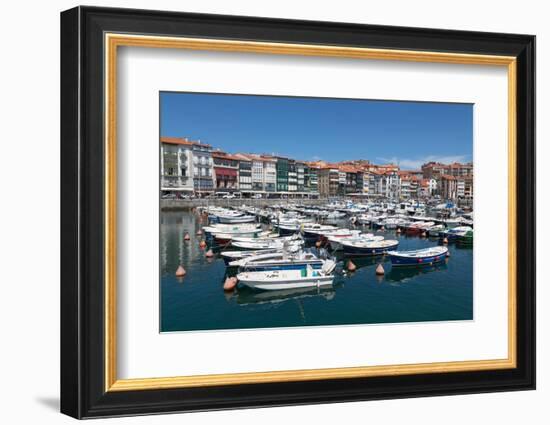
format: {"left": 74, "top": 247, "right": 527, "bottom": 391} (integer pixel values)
{"left": 161, "top": 198, "right": 331, "bottom": 211}
{"left": 161, "top": 197, "right": 472, "bottom": 211}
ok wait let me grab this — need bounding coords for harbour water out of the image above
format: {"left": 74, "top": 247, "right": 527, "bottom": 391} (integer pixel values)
{"left": 160, "top": 210, "right": 473, "bottom": 332}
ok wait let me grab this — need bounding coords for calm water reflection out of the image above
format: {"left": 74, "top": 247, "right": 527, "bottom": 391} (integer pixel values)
{"left": 160, "top": 211, "right": 473, "bottom": 332}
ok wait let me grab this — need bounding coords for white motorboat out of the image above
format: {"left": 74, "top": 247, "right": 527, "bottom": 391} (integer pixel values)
{"left": 220, "top": 248, "right": 285, "bottom": 265}
{"left": 202, "top": 224, "right": 264, "bottom": 241}
{"left": 230, "top": 250, "right": 324, "bottom": 271}
{"left": 231, "top": 238, "right": 304, "bottom": 250}
{"left": 237, "top": 260, "right": 337, "bottom": 291}
{"left": 341, "top": 238, "right": 399, "bottom": 256}
{"left": 327, "top": 233, "right": 384, "bottom": 251}
{"left": 229, "top": 232, "right": 286, "bottom": 243}
{"left": 216, "top": 214, "right": 256, "bottom": 224}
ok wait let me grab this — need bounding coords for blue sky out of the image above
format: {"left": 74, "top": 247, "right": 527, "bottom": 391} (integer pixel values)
{"left": 160, "top": 92, "right": 472, "bottom": 170}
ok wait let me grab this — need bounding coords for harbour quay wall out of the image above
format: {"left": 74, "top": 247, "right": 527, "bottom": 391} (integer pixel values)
{"left": 161, "top": 198, "right": 330, "bottom": 211}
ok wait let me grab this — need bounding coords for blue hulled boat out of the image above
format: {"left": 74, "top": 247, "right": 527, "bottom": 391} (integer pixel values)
{"left": 388, "top": 246, "right": 448, "bottom": 267}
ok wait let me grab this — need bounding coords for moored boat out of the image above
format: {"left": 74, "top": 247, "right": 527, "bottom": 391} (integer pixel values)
{"left": 442, "top": 226, "right": 473, "bottom": 241}
{"left": 457, "top": 230, "right": 474, "bottom": 246}
{"left": 387, "top": 246, "right": 448, "bottom": 266}
{"left": 216, "top": 214, "right": 256, "bottom": 224}
{"left": 202, "top": 223, "right": 264, "bottom": 242}
{"left": 230, "top": 250, "right": 324, "bottom": 271}
{"left": 327, "top": 233, "right": 383, "bottom": 251}
{"left": 404, "top": 221, "right": 435, "bottom": 235}
{"left": 231, "top": 238, "right": 304, "bottom": 250}
{"left": 236, "top": 260, "right": 337, "bottom": 291}
{"left": 341, "top": 239, "right": 399, "bottom": 256}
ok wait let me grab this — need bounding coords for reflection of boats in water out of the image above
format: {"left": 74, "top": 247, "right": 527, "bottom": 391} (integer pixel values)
{"left": 340, "top": 255, "right": 389, "bottom": 271}
{"left": 232, "top": 286, "right": 336, "bottom": 306}
{"left": 385, "top": 262, "right": 448, "bottom": 283}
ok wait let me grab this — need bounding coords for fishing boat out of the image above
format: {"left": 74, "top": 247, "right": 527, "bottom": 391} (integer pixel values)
{"left": 324, "top": 211, "right": 346, "bottom": 220}
{"left": 379, "top": 217, "right": 407, "bottom": 230}
{"left": 425, "top": 224, "right": 445, "bottom": 237}
{"left": 231, "top": 238, "right": 304, "bottom": 250}
{"left": 300, "top": 223, "right": 338, "bottom": 238}
{"left": 387, "top": 246, "right": 448, "bottom": 266}
{"left": 274, "top": 219, "right": 315, "bottom": 235}
{"left": 404, "top": 221, "right": 435, "bottom": 235}
{"left": 220, "top": 248, "right": 282, "bottom": 265}
{"left": 230, "top": 233, "right": 299, "bottom": 244}
{"left": 230, "top": 250, "right": 324, "bottom": 271}
{"left": 341, "top": 239, "right": 399, "bottom": 256}
{"left": 327, "top": 233, "right": 384, "bottom": 251}
{"left": 216, "top": 213, "right": 256, "bottom": 224}
{"left": 442, "top": 226, "right": 473, "bottom": 241}
{"left": 355, "top": 214, "right": 375, "bottom": 225}
{"left": 202, "top": 223, "right": 264, "bottom": 242}
{"left": 236, "top": 260, "right": 337, "bottom": 291}
{"left": 457, "top": 230, "right": 474, "bottom": 246}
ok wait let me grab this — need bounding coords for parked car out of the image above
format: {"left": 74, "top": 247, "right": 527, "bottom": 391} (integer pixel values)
{"left": 222, "top": 194, "right": 236, "bottom": 199}
{"left": 252, "top": 194, "right": 262, "bottom": 199}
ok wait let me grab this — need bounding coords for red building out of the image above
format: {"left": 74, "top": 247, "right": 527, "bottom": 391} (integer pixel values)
{"left": 212, "top": 151, "right": 239, "bottom": 191}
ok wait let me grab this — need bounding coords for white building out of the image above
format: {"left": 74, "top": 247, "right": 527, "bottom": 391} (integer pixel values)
{"left": 262, "top": 156, "right": 277, "bottom": 193}
{"left": 160, "top": 137, "right": 194, "bottom": 193}
{"left": 190, "top": 141, "right": 214, "bottom": 193}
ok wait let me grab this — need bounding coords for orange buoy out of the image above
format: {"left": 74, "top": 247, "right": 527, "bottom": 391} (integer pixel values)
{"left": 375, "top": 263, "right": 385, "bottom": 275}
{"left": 442, "top": 237, "right": 449, "bottom": 245}
{"left": 175, "top": 265, "right": 186, "bottom": 277}
{"left": 421, "top": 232, "right": 427, "bottom": 238}
{"left": 184, "top": 233, "right": 190, "bottom": 240}
{"left": 347, "top": 260, "right": 357, "bottom": 271}
{"left": 205, "top": 249, "right": 214, "bottom": 258}
{"left": 315, "top": 240, "right": 322, "bottom": 248}
{"left": 380, "top": 226, "right": 385, "bottom": 231}
{"left": 196, "top": 229, "right": 202, "bottom": 236}
{"left": 223, "top": 276, "right": 238, "bottom": 291}
{"left": 396, "top": 228, "right": 402, "bottom": 234}
{"left": 199, "top": 240, "right": 207, "bottom": 248}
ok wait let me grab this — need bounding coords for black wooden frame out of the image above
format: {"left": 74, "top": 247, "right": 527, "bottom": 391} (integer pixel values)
{"left": 60, "top": 6, "right": 536, "bottom": 419}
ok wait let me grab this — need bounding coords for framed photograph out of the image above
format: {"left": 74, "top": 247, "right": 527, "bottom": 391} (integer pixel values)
{"left": 60, "top": 6, "right": 535, "bottom": 419}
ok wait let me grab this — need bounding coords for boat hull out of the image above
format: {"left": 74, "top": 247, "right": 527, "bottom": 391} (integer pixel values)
{"left": 239, "top": 260, "right": 323, "bottom": 272}
{"left": 388, "top": 246, "right": 448, "bottom": 267}
{"left": 342, "top": 241, "right": 399, "bottom": 256}
{"left": 217, "top": 216, "right": 256, "bottom": 224}
{"left": 238, "top": 275, "right": 334, "bottom": 291}
{"left": 389, "top": 252, "right": 447, "bottom": 266}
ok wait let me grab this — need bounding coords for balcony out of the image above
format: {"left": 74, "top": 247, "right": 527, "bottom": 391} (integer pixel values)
{"left": 162, "top": 176, "right": 189, "bottom": 187}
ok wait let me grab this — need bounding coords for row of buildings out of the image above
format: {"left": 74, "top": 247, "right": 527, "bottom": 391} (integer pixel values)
{"left": 160, "top": 137, "right": 473, "bottom": 201}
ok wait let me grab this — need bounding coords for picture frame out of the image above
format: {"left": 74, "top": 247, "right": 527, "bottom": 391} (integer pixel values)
{"left": 60, "top": 5, "right": 535, "bottom": 419}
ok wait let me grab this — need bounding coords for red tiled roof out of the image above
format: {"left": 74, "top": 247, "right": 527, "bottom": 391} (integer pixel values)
{"left": 160, "top": 136, "right": 211, "bottom": 148}
{"left": 212, "top": 151, "right": 241, "bottom": 161}
{"left": 440, "top": 174, "right": 456, "bottom": 180}
{"left": 161, "top": 136, "right": 193, "bottom": 146}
